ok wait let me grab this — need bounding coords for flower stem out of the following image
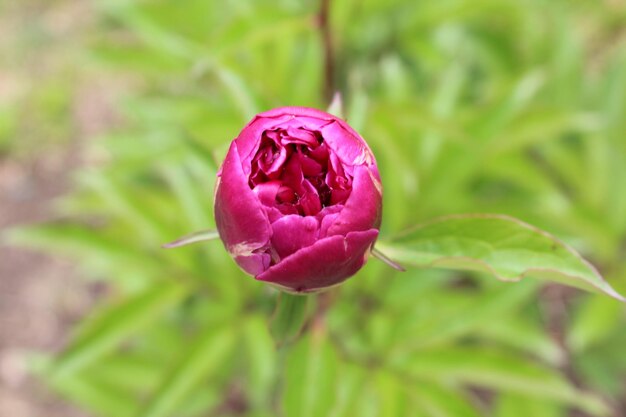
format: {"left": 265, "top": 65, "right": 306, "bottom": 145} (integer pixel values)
{"left": 270, "top": 292, "right": 311, "bottom": 345}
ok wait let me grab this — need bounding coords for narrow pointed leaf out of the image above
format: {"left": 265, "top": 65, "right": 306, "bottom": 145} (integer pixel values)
{"left": 282, "top": 331, "right": 339, "bottom": 417}
{"left": 162, "top": 229, "right": 220, "bottom": 249}
{"left": 371, "top": 247, "right": 406, "bottom": 271}
{"left": 136, "top": 325, "right": 235, "bottom": 417}
{"left": 51, "top": 283, "right": 189, "bottom": 380}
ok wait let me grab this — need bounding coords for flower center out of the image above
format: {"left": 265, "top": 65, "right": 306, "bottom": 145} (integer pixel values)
{"left": 248, "top": 127, "right": 352, "bottom": 216}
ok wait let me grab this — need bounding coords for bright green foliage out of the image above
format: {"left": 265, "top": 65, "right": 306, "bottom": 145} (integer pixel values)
{"left": 378, "top": 215, "right": 624, "bottom": 300}
{"left": 4, "top": 0, "right": 626, "bottom": 416}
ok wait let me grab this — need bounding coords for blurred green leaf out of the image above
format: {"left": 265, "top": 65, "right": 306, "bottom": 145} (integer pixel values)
{"left": 495, "top": 393, "right": 563, "bottom": 417}
{"left": 282, "top": 330, "right": 339, "bottom": 417}
{"left": 399, "top": 346, "right": 609, "bottom": 415}
{"left": 399, "top": 279, "right": 538, "bottom": 350}
{"left": 136, "top": 324, "right": 235, "bottom": 417}
{"left": 243, "top": 315, "right": 278, "bottom": 408}
{"left": 567, "top": 295, "right": 625, "bottom": 353}
{"left": 378, "top": 214, "right": 625, "bottom": 301}
{"left": 5, "top": 224, "right": 165, "bottom": 288}
{"left": 410, "top": 380, "right": 483, "bottom": 417}
{"left": 476, "top": 315, "right": 563, "bottom": 365}
{"left": 327, "top": 364, "right": 368, "bottom": 417}
{"left": 50, "top": 374, "right": 138, "bottom": 417}
{"left": 51, "top": 283, "right": 189, "bottom": 380}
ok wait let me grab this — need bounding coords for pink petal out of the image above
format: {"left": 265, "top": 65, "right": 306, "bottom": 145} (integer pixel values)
{"left": 215, "top": 142, "right": 272, "bottom": 275}
{"left": 326, "top": 165, "right": 382, "bottom": 237}
{"left": 320, "top": 120, "right": 373, "bottom": 167}
{"left": 234, "top": 252, "right": 271, "bottom": 276}
{"left": 257, "top": 229, "right": 379, "bottom": 292}
{"left": 282, "top": 152, "right": 305, "bottom": 192}
{"left": 317, "top": 205, "right": 343, "bottom": 238}
{"left": 255, "top": 107, "right": 335, "bottom": 132}
{"left": 256, "top": 106, "right": 335, "bottom": 120}
{"left": 252, "top": 181, "right": 281, "bottom": 206}
{"left": 270, "top": 215, "right": 319, "bottom": 259}
{"left": 234, "top": 114, "right": 294, "bottom": 170}
{"left": 281, "top": 128, "right": 320, "bottom": 147}
{"left": 299, "top": 180, "right": 322, "bottom": 216}
{"left": 300, "top": 155, "right": 323, "bottom": 177}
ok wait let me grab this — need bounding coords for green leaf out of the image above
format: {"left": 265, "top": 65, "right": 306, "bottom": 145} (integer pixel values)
{"left": 49, "top": 374, "right": 139, "bottom": 417}
{"left": 410, "top": 380, "right": 483, "bottom": 417}
{"left": 161, "top": 229, "right": 220, "bottom": 249}
{"left": 282, "top": 331, "right": 339, "bottom": 417}
{"left": 399, "top": 347, "right": 609, "bottom": 416}
{"left": 160, "top": 164, "right": 213, "bottom": 231}
{"left": 243, "top": 315, "right": 277, "bottom": 408}
{"left": 398, "top": 279, "right": 538, "bottom": 350}
{"left": 85, "top": 352, "right": 164, "bottom": 394}
{"left": 477, "top": 315, "right": 563, "bottom": 365}
{"left": 567, "top": 295, "right": 624, "bottom": 353}
{"left": 136, "top": 324, "right": 235, "bottom": 417}
{"left": 376, "top": 214, "right": 625, "bottom": 302}
{"left": 371, "top": 370, "right": 411, "bottom": 417}
{"left": 51, "top": 283, "right": 189, "bottom": 380}
{"left": 495, "top": 393, "right": 564, "bottom": 417}
{"left": 328, "top": 365, "right": 369, "bottom": 417}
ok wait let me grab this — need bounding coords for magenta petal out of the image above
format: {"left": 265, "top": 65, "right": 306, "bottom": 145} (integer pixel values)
{"left": 281, "top": 128, "right": 319, "bottom": 147}
{"left": 299, "top": 180, "right": 322, "bottom": 216}
{"left": 270, "top": 215, "right": 319, "bottom": 259}
{"left": 263, "top": 206, "right": 284, "bottom": 223}
{"left": 326, "top": 165, "right": 382, "bottom": 236}
{"left": 215, "top": 142, "right": 272, "bottom": 275}
{"left": 253, "top": 181, "right": 281, "bottom": 206}
{"left": 256, "top": 106, "right": 334, "bottom": 120}
{"left": 318, "top": 206, "right": 342, "bottom": 238}
{"left": 300, "top": 155, "right": 323, "bottom": 177}
{"left": 282, "top": 153, "right": 305, "bottom": 192}
{"left": 235, "top": 114, "right": 294, "bottom": 169}
{"left": 321, "top": 121, "right": 373, "bottom": 166}
{"left": 234, "top": 253, "right": 271, "bottom": 276}
{"left": 259, "top": 145, "right": 288, "bottom": 177}
{"left": 256, "top": 107, "right": 337, "bottom": 132}
{"left": 257, "top": 229, "right": 379, "bottom": 292}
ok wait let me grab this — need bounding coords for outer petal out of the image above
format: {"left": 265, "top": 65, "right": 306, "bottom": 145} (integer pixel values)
{"left": 234, "top": 114, "right": 294, "bottom": 170}
{"left": 256, "top": 106, "right": 336, "bottom": 120}
{"left": 257, "top": 229, "right": 379, "bottom": 292}
{"left": 235, "top": 106, "right": 376, "bottom": 169}
{"left": 320, "top": 120, "right": 373, "bottom": 166}
{"left": 234, "top": 253, "right": 271, "bottom": 276}
{"left": 270, "top": 215, "right": 319, "bottom": 260}
{"left": 317, "top": 205, "right": 343, "bottom": 238}
{"left": 326, "top": 165, "right": 382, "bottom": 237}
{"left": 215, "top": 142, "right": 272, "bottom": 275}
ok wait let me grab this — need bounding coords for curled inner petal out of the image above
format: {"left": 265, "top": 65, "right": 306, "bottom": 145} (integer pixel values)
{"left": 248, "top": 126, "right": 353, "bottom": 217}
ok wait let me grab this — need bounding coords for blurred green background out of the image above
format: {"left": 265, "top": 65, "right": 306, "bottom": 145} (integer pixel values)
{"left": 1, "top": 0, "right": 626, "bottom": 416}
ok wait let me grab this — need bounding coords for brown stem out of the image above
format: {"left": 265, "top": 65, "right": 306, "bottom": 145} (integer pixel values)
{"left": 319, "top": 0, "right": 335, "bottom": 102}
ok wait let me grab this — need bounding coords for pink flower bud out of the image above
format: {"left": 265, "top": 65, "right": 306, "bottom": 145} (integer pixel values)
{"left": 214, "top": 107, "right": 382, "bottom": 293}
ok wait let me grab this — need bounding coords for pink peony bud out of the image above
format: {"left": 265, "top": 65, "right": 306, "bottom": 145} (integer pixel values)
{"left": 214, "top": 107, "right": 382, "bottom": 293}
